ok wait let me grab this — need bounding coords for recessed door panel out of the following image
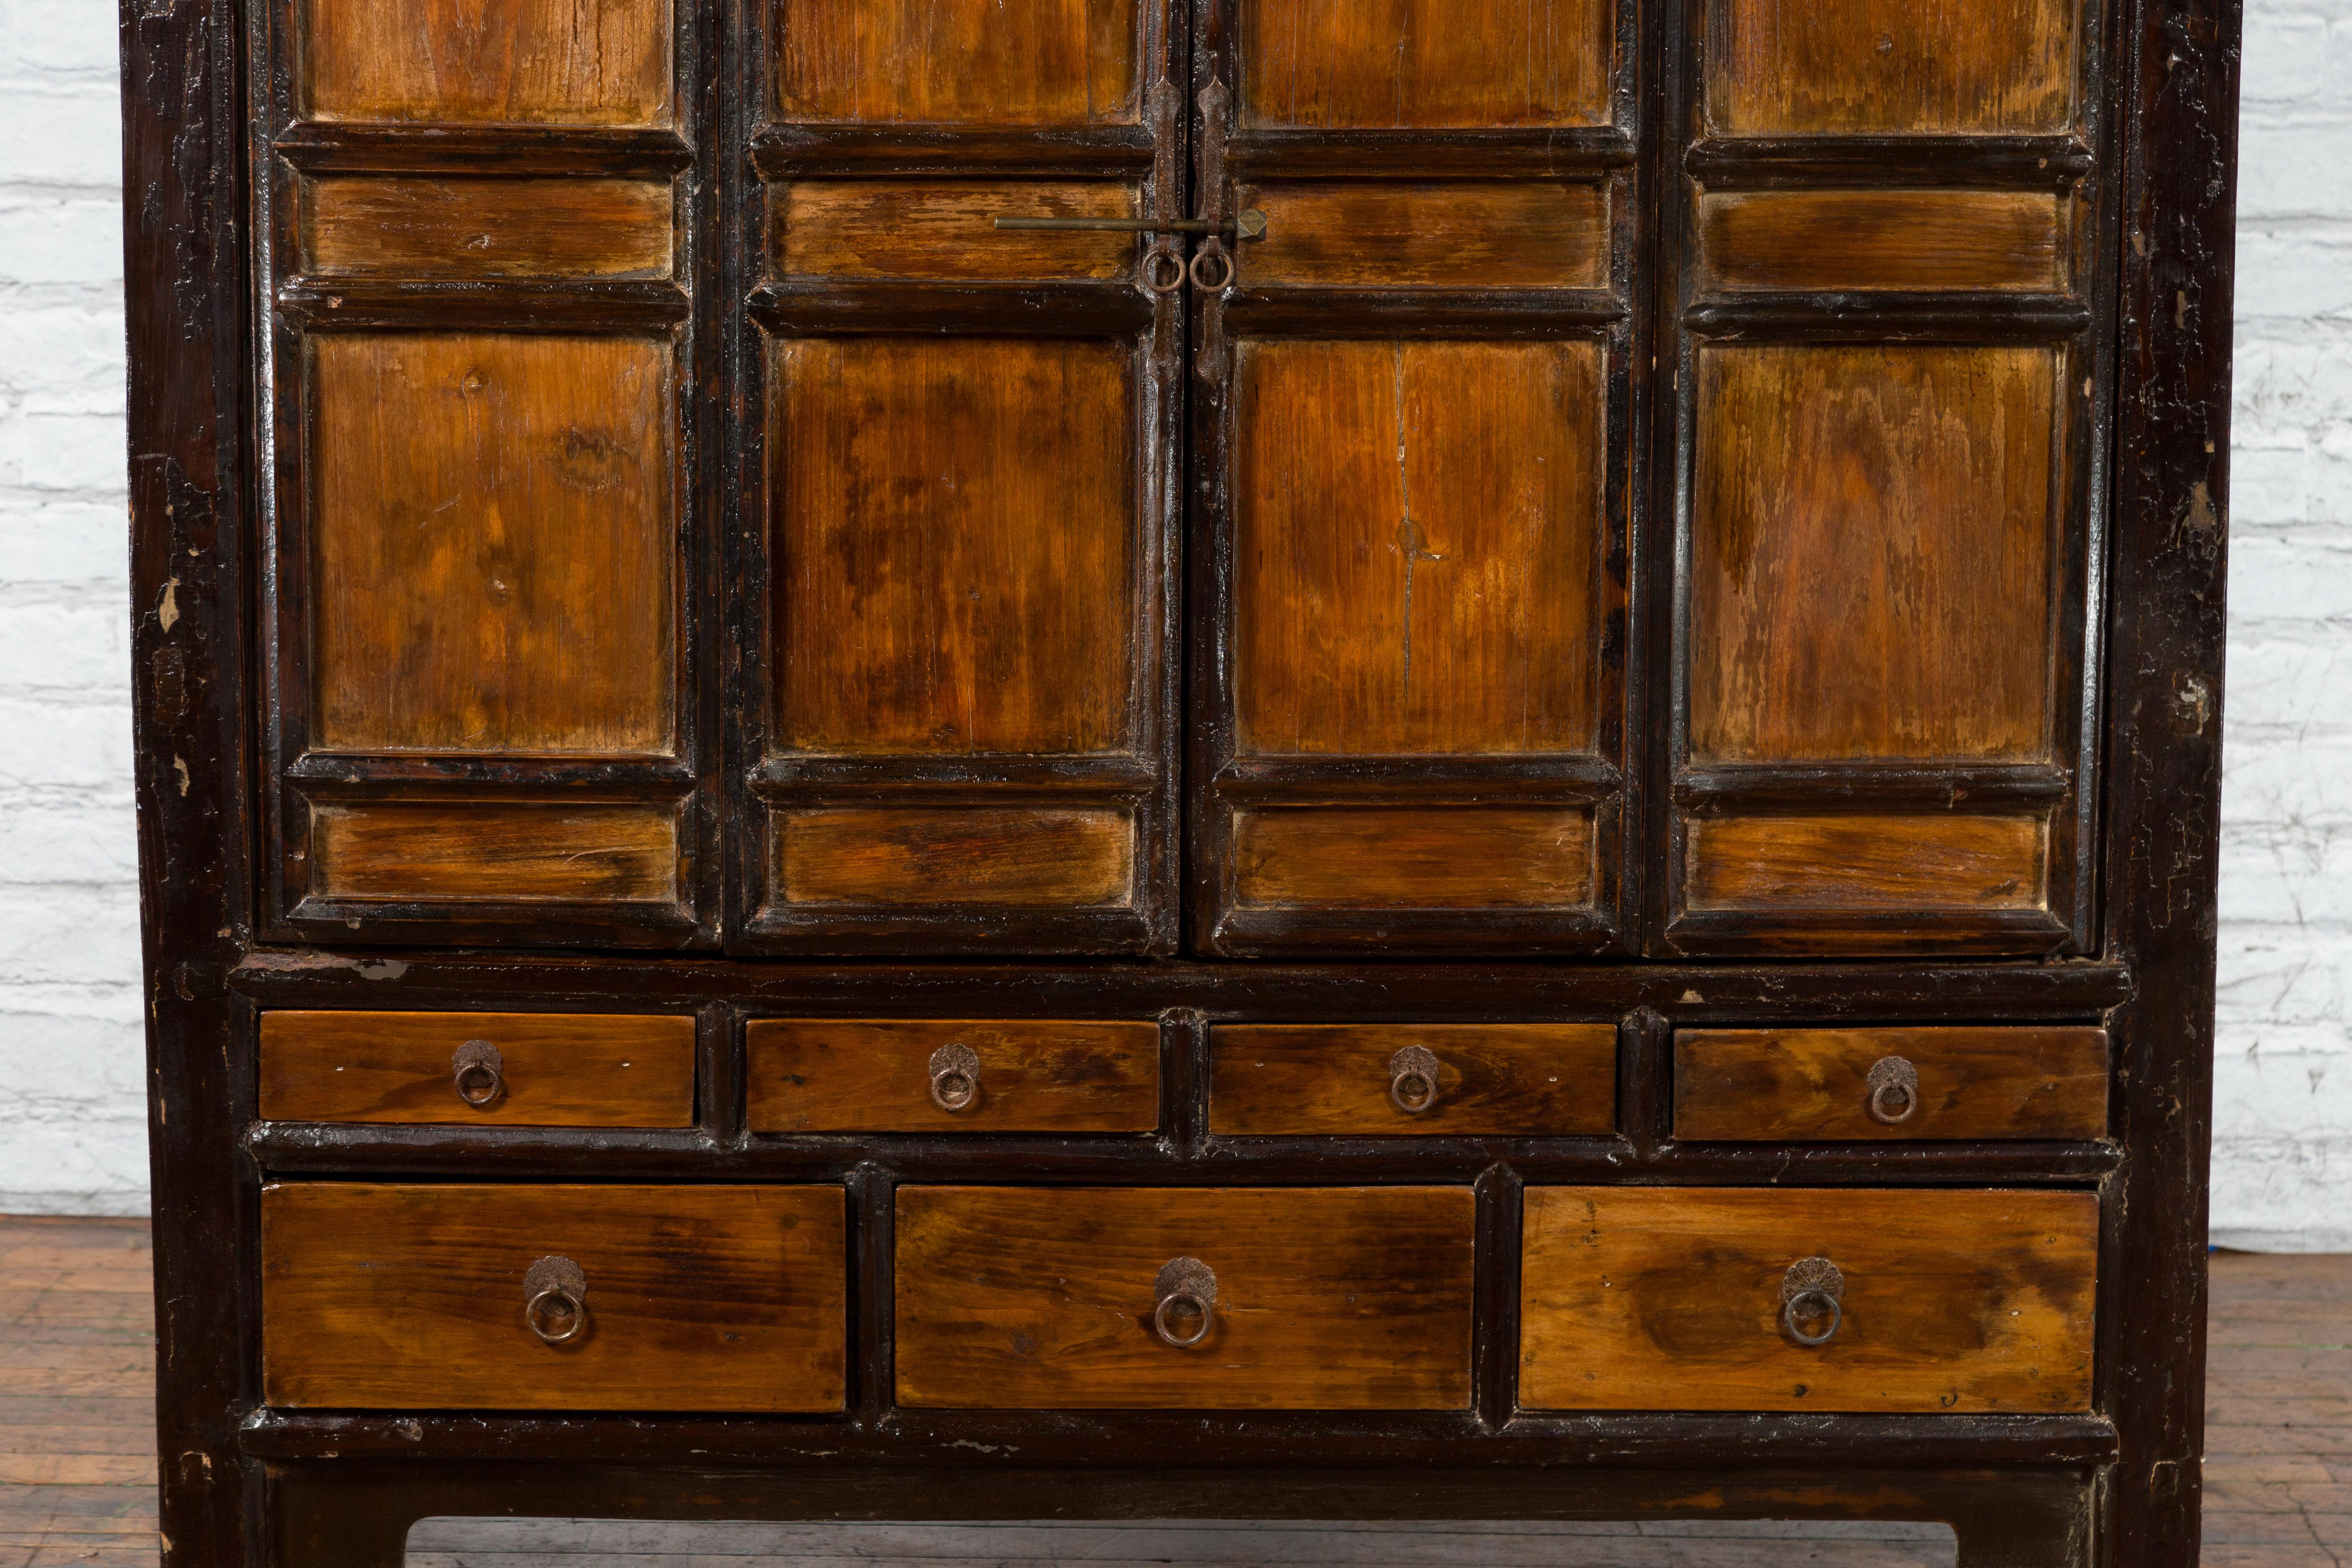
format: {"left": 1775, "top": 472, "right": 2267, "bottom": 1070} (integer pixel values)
{"left": 1240, "top": 0, "right": 1614, "bottom": 128}
{"left": 1707, "top": 0, "right": 2078, "bottom": 136}
{"left": 300, "top": 0, "right": 676, "bottom": 125}
{"left": 776, "top": 0, "right": 1139, "bottom": 124}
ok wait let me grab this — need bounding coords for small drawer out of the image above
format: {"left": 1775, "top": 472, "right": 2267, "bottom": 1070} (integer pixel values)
{"left": 1674, "top": 1026, "right": 2108, "bottom": 1141}
{"left": 1210, "top": 1023, "right": 1616, "bottom": 1136}
{"left": 258, "top": 1010, "right": 695, "bottom": 1127}
{"left": 260, "top": 1183, "right": 845, "bottom": 1412}
{"left": 895, "top": 1186, "right": 1474, "bottom": 1409}
{"left": 747, "top": 1019, "right": 1158, "bottom": 1133}
{"left": 1520, "top": 1186, "right": 2098, "bottom": 1413}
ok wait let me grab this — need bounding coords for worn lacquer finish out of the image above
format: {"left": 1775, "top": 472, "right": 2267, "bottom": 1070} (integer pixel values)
{"left": 774, "top": 807, "right": 1137, "bottom": 907}
{"left": 309, "top": 801, "right": 684, "bottom": 905}
{"left": 747, "top": 1019, "right": 1159, "bottom": 1131}
{"left": 1233, "top": 807, "right": 1595, "bottom": 910}
{"left": 300, "top": 0, "right": 675, "bottom": 124}
{"left": 1210, "top": 1023, "right": 1616, "bottom": 1135}
{"left": 1697, "top": 190, "right": 2067, "bottom": 294}
{"left": 896, "top": 1187, "right": 1476, "bottom": 1408}
{"left": 300, "top": 178, "right": 676, "bottom": 279}
{"left": 1521, "top": 1187, "right": 2100, "bottom": 1412}
{"left": 1674, "top": 1026, "right": 2109, "bottom": 1142}
{"left": 1239, "top": 183, "right": 1610, "bottom": 290}
{"left": 1707, "top": 0, "right": 2078, "bottom": 135}
{"left": 1684, "top": 814, "right": 2050, "bottom": 913}
{"left": 1240, "top": 0, "right": 1613, "bottom": 127}
{"left": 775, "top": 0, "right": 1139, "bottom": 124}
{"left": 775, "top": 183, "right": 1139, "bottom": 281}
{"left": 259, "top": 1011, "right": 697, "bottom": 1127}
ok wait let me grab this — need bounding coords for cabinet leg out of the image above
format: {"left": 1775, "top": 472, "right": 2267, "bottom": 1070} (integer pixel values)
{"left": 271, "top": 1470, "right": 423, "bottom": 1568}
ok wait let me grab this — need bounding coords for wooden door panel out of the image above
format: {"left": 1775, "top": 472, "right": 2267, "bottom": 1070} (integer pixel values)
{"left": 1232, "top": 806, "right": 1593, "bottom": 910}
{"left": 1707, "top": 0, "right": 2078, "bottom": 135}
{"left": 1239, "top": 0, "right": 1614, "bottom": 128}
{"left": 306, "top": 800, "right": 685, "bottom": 906}
{"left": 1696, "top": 191, "right": 2067, "bottom": 294}
{"left": 300, "top": 178, "right": 677, "bottom": 280}
{"left": 776, "top": 0, "right": 1140, "bottom": 125}
{"left": 307, "top": 333, "right": 679, "bottom": 757}
{"left": 300, "top": 0, "right": 675, "bottom": 125}
{"left": 774, "top": 807, "right": 1138, "bottom": 908}
{"left": 1684, "top": 814, "right": 2049, "bottom": 917}
{"left": 774, "top": 184, "right": 1143, "bottom": 282}
{"left": 1236, "top": 183, "right": 1610, "bottom": 290}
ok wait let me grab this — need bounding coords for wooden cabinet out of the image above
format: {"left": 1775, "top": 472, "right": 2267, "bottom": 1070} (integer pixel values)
{"left": 127, "top": 0, "right": 2237, "bottom": 1558}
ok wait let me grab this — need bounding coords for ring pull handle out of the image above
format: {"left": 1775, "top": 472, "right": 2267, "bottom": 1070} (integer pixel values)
{"left": 1152, "top": 1256, "right": 1217, "bottom": 1348}
{"left": 1864, "top": 1055, "right": 1920, "bottom": 1126}
{"left": 1389, "top": 1045, "right": 1442, "bottom": 1115}
{"left": 523, "top": 1255, "right": 588, "bottom": 1345}
{"left": 1781, "top": 1256, "right": 1845, "bottom": 1347}
{"left": 929, "top": 1043, "right": 981, "bottom": 1114}
{"left": 452, "top": 1039, "right": 504, "bottom": 1109}
{"left": 1141, "top": 244, "right": 1187, "bottom": 294}
{"left": 1188, "top": 236, "right": 1234, "bottom": 294}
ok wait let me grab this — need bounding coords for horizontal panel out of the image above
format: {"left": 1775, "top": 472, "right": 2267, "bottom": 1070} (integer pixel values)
{"left": 1239, "top": 182, "right": 1608, "bottom": 290}
{"left": 1240, "top": 0, "right": 1613, "bottom": 129}
{"left": 261, "top": 1184, "right": 844, "bottom": 1410}
{"left": 896, "top": 1186, "right": 1475, "bottom": 1409}
{"left": 774, "top": 181, "right": 1139, "bottom": 281}
{"left": 1235, "top": 339, "right": 1604, "bottom": 756}
{"left": 1210, "top": 1023, "right": 1616, "bottom": 1136}
{"left": 1696, "top": 190, "right": 2065, "bottom": 292}
{"left": 1520, "top": 1186, "right": 2098, "bottom": 1412}
{"left": 309, "top": 800, "right": 683, "bottom": 905}
{"left": 1707, "top": 0, "right": 2078, "bottom": 135}
{"left": 776, "top": 0, "right": 1139, "bottom": 125}
{"left": 1674, "top": 1026, "right": 2109, "bottom": 1142}
{"left": 1683, "top": 812, "right": 2049, "bottom": 913}
{"left": 307, "top": 333, "right": 678, "bottom": 757}
{"left": 300, "top": 176, "right": 674, "bottom": 279}
{"left": 260, "top": 1011, "right": 696, "bottom": 1126}
{"left": 1689, "top": 343, "right": 2061, "bottom": 764}
{"left": 747, "top": 1019, "right": 1158, "bottom": 1132}
{"left": 300, "top": 0, "right": 674, "bottom": 126}
{"left": 775, "top": 807, "right": 1136, "bottom": 907}
{"left": 1232, "top": 806, "right": 1594, "bottom": 909}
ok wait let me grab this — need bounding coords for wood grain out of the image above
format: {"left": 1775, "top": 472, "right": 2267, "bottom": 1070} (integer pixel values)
{"left": 309, "top": 333, "right": 677, "bottom": 756}
{"left": 1520, "top": 1187, "right": 2099, "bottom": 1412}
{"left": 1708, "top": 0, "right": 2076, "bottom": 135}
{"left": 1240, "top": 0, "right": 1612, "bottom": 128}
{"left": 1239, "top": 183, "right": 1608, "bottom": 290}
{"left": 1235, "top": 339, "right": 1602, "bottom": 756}
{"left": 1689, "top": 344, "right": 2060, "bottom": 764}
{"left": 1683, "top": 813, "right": 2048, "bottom": 913}
{"left": 747, "top": 1019, "right": 1158, "bottom": 1132}
{"left": 774, "top": 807, "right": 1135, "bottom": 907}
{"left": 300, "top": 177, "right": 674, "bottom": 279}
{"left": 259, "top": 1011, "right": 695, "bottom": 1127}
{"left": 895, "top": 1187, "right": 1475, "bottom": 1409}
{"left": 1674, "top": 1026, "right": 2109, "bottom": 1142}
{"left": 1234, "top": 807, "right": 1593, "bottom": 909}
{"left": 1209, "top": 1024, "right": 1616, "bottom": 1136}
{"left": 309, "top": 801, "right": 682, "bottom": 905}
{"left": 773, "top": 337, "right": 1134, "bottom": 754}
{"left": 776, "top": 0, "right": 1137, "bottom": 125}
{"left": 775, "top": 182, "right": 1137, "bottom": 281}
{"left": 260, "top": 1185, "right": 845, "bottom": 1411}
{"left": 1697, "top": 190, "right": 2065, "bottom": 293}
{"left": 300, "top": 0, "right": 674, "bottom": 125}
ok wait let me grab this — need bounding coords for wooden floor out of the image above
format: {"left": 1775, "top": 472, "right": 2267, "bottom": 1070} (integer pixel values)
{"left": 1, "top": 1216, "right": 2344, "bottom": 1567}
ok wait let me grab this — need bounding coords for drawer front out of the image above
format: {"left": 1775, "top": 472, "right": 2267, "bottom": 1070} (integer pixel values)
{"left": 261, "top": 1184, "right": 844, "bottom": 1412}
{"left": 1674, "top": 1026, "right": 2108, "bottom": 1141}
{"left": 1520, "top": 1186, "right": 2098, "bottom": 1413}
{"left": 1210, "top": 1023, "right": 1616, "bottom": 1136}
{"left": 747, "top": 1019, "right": 1158, "bottom": 1133}
{"left": 896, "top": 1187, "right": 1475, "bottom": 1410}
{"left": 258, "top": 1010, "right": 695, "bottom": 1127}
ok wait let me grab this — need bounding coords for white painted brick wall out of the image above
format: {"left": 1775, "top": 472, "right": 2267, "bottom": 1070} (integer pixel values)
{"left": 1, "top": 0, "right": 2347, "bottom": 1241}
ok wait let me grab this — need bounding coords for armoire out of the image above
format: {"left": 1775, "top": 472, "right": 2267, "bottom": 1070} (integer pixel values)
{"left": 120, "top": 0, "right": 2242, "bottom": 1561}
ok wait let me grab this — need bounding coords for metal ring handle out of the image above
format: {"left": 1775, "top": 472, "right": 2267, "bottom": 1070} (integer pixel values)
{"left": 1782, "top": 1289, "right": 1843, "bottom": 1347}
{"left": 1389, "top": 1046, "right": 1441, "bottom": 1115}
{"left": 1865, "top": 1055, "right": 1920, "bottom": 1126}
{"left": 1189, "top": 243, "right": 1234, "bottom": 292}
{"left": 1141, "top": 245, "right": 1186, "bottom": 294}
{"left": 452, "top": 1039, "right": 504, "bottom": 1109}
{"left": 523, "top": 1256, "right": 587, "bottom": 1344}
{"left": 928, "top": 1043, "right": 980, "bottom": 1113}
{"left": 1152, "top": 1256, "right": 1217, "bottom": 1348}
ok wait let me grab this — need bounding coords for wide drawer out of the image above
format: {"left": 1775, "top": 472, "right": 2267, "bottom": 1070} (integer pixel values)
{"left": 895, "top": 1186, "right": 1475, "bottom": 1410}
{"left": 747, "top": 1019, "right": 1158, "bottom": 1132}
{"left": 1520, "top": 1186, "right": 2098, "bottom": 1413}
{"left": 1674, "top": 1026, "right": 2108, "bottom": 1141}
{"left": 261, "top": 1184, "right": 845, "bottom": 1411}
{"left": 258, "top": 1010, "right": 695, "bottom": 1127}
{"left": 1210, "top": 1023, "right": 1616, "bottom": 1135}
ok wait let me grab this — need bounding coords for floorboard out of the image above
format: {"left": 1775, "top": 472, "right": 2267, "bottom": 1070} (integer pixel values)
{"left": 0, "top": 1218, "right": 2342, "bottom": 1566}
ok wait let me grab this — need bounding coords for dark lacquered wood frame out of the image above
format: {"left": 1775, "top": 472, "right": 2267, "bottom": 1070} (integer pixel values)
{"left": 123, "top": 0, "right": 2240, "bottom": 1562}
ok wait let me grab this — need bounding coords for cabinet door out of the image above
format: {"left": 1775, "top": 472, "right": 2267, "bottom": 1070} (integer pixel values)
{"left": 1191, "top": 0, "right": 1636, "bottom": 955}
{"left": 1663, "top": 0, "right": 2108, "bottom": 955}
{"left": 260, "top": 0, "right": 707, "bottom": 946}
{"left": 736, "top": 0, "right": 1184, "bottom": 955}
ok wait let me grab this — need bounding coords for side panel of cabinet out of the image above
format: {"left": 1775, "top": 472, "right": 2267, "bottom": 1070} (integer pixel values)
{"left": 1192, "top": 0, "right": 1639, "bottom": 956}
{"left": 259, "top": 0, "right": 712, "bottom": 946}
{"left": 733, "top": 0, "right": 1184, "bottom": 955}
